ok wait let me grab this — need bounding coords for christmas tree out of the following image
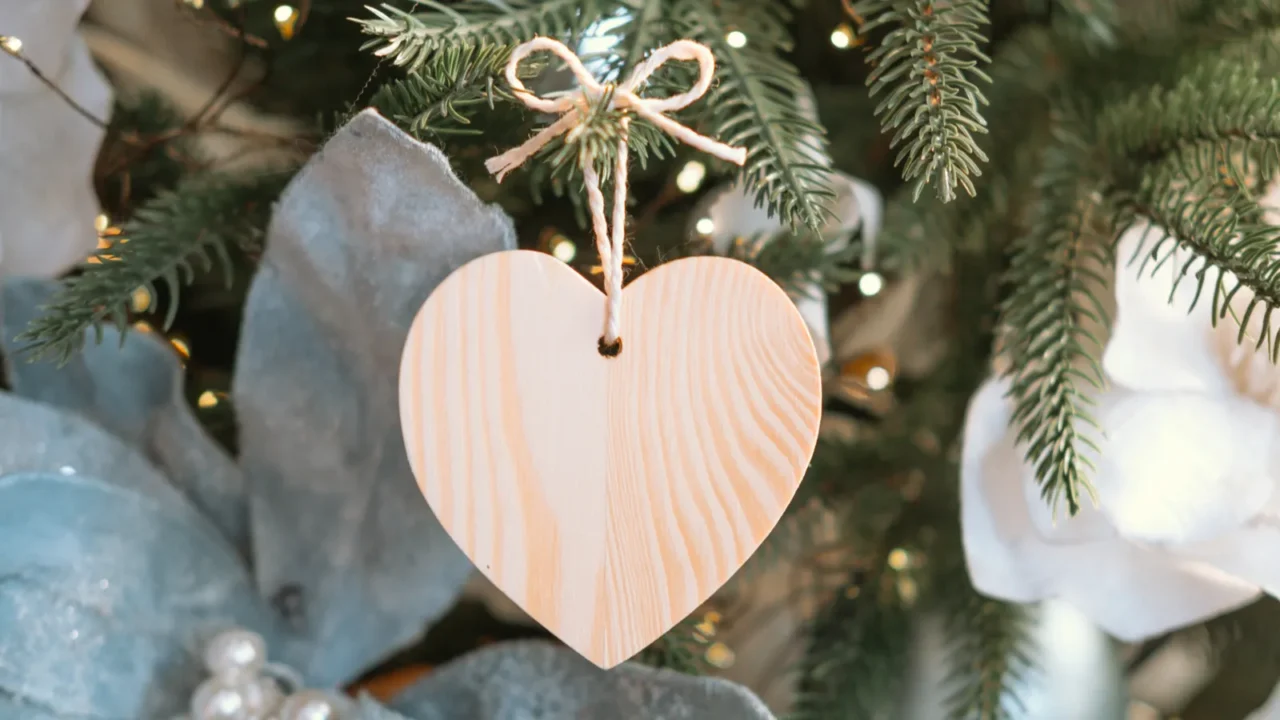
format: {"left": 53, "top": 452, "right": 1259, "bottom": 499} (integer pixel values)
{"left": 7, "top": 0, "right": 1280, "bottom": 718}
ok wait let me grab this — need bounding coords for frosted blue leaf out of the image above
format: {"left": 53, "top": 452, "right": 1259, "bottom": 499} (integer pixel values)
{"left": 232, "top": 109, "right": 516, "bottom": 685}
{"left": 0, "top": 472, "right": 279, "bottom": 719}
{"left": 389, "top": 641, "right": 776, "bottom": 720}
{"left": 0, "top": 279, "right": 248, "bottom": 556}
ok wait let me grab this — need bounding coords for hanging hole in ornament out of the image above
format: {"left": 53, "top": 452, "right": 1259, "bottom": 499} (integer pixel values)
{"left": 598, "top": 336, "right": 623, "bottom": 358}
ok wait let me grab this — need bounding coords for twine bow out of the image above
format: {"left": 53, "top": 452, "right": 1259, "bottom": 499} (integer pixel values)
{"left": 486, "top": 37, "right": 747, "bottom": 351}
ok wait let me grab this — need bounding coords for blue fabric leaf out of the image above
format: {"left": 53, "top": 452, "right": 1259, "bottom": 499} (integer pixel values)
{"left": 0, "top": 472, "right": 279, "bottom": 719}
{"left": 0, "top": 279, "right": 248, "bottom": 556}
{"left": 231, "top": 109, "right": 516, "bottom": 685}
{"left": 388, "top": 641, "right": 777, "bottom": 720}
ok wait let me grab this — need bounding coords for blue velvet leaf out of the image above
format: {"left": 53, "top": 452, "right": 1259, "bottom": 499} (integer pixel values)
{"left": 388, "top": 641, "right": 777, "bottom": 720}
{"left": 232, "top": 109, "right": 516, "bottom": 685}
{"left": 0, "top": 472, "right": 279, "bottom": 719}
{"left": 0, "top": 279, "right": 248, "bottom": 556}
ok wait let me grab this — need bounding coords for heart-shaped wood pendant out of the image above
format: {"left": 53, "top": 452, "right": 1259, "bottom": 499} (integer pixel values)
{"left": 398, "top": 250, "right": 822, "bottom": 668}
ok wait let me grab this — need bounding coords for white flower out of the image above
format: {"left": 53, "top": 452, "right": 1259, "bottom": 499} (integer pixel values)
{"left": 962, "top": 209, "right": 1280, "bottom": 641}
{"left": 690, "top": 172, "right": 882, "bottom": 366}
{"left": 0, "top": 0, "right": 111, "bottom": 277}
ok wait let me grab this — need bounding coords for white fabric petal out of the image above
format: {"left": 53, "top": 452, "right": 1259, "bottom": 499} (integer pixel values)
{"left": 1104, "top": 222, "right": 1235, "bottom": 394}
{"left": 0, "top": 0, "right": 91, "bottom": 93}
{"left": 961, "top": 378, "right": 1042, "bottom": 600}
{"left": 961, "top": 379, "right": 1261, "bottom": 640}
{"left": 1095, "top": 390, "right": 1278, "bottom": 545}
{"left": 1180, "top": 523, "right": 1280, "bottom": 599}
{"left": 1045, "top": 540, "right": 1259, "bottom": 642}
{"left": 0, "top": 37, "right": 110, "bottom": 277}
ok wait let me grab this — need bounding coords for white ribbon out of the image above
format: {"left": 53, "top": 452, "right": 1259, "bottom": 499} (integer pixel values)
{"left": 487, "top": 36, "right": 747, "bottom": 349}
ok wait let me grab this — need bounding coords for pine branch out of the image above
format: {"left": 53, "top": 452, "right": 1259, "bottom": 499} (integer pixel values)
{"left": 941, "top": 591, "right": 1037, "bottom": 720}
{"left": 1126, "top": 176, "right": 1280, "bottom": 362}
{"left": 791, "top": 574, "right": 912, "bottom": 719}
{"left": 606, "top": 0, "right": 675, "bottom": 80}
{"left": 997, "top": 125, "right": 1109, "bottom": 516}
{"left": 1051, "top": 0, "right": 1118, "bottom": 51}
{"left": 355, "top": 1, "right": 597, "bottom": 72}
{"left": 673, "top": 0, "right": 836, "bottom": 231}
{"left": 855, "top": 0, "right": 992, "bottom": 203}
{"left": 729, "top": 231, "right": 860, "bottom": 297}
{"left": 875, "top": 25, "right": 1057, "bottom": 271}
{"left": 17, "top": 171, "right": 293, "bottom": 365}
{"left": 370, "top": 43, "right": 540, "bottom": 139}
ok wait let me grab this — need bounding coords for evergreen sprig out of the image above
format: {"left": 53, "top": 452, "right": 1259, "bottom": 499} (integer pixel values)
{"left": 604, "top": 0, "right": 675, "bottom": 80}
{"left": 855, "top": 0, "right": 992, "bottom": 203}
{"left": 941, "top": 592, "right": 1037, "bottom": 720}
{"left": 370, "top": 43, "right": 538, "bottom": 139}
{"left": 997, "top": 122, "right": 1109, "bottom": 516}
{"left": 18, "top": 171, "right": 292, "bottom": 365}
{"left": 673, "top": 0, "right": 836, "bottom": 231}
{"left": 791, "top": 576, "right": 912, "bottom": 719}
{"left": 355, "top": 1, "right": 595, "bottom": 71}
{"left": 1129, "top": 178, "right": 1280, "bottom": 362}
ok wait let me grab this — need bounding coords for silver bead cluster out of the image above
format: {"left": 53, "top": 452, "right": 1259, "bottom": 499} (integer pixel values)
{"left": 180, "top": 628, "right": 352, "bottom": 720}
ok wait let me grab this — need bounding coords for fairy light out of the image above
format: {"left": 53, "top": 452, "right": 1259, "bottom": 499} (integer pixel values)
{"left": 551, "top": 236, "right": 577, "bottom": 263}
{"left": 858, "top": 271, "right": 883, "bottom": 297}
{"left": 170, "top": 337, "right": 191, "bottom": 360}
{"left": 273, "top": 4, "right": 300, "bottom": 40}
{"left": 705, "top": 642, "right": 736, "bottom": 668}
{"left": 0, "top": 36, "right": 23, "bottom": 56}
{"left": 695, "top": 217, "right": 716, "bottom": 235}
{"left": 182, "top": 0, "right": 205, "bottom": 8}
{"left": 675, "top": 160, "right": 707, "bottom": 193}
{"left": 130, "top": 287, "right": 152, "bottom": 312}
{"left": 94, "top": 214, "right": 110, "bottom": 233}
{"left": 198, "top": 391, "right": 220, "bottom": 409}
{"left": 830, "top": 25, "right": 854, "bottom": 49}
{"left": 134, "top": 321, "right": 155, "bottom": 334}
{"left": 887, "top": 548, "right": 910, "bottom": 570}
{"left": 865, "top": 366, "right": 891, "bottom": 391}
{"left": 725, "top": 30, "right": 747, "bottom": 48}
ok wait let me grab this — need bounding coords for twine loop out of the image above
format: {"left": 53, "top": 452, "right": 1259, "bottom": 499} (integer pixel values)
{"left": 486, "top": 37, "right": 747, "bottom": 351}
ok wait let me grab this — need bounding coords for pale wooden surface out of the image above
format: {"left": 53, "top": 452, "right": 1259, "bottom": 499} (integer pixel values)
{"left": 399, "top": 250, "right": 822, "bottom": 668}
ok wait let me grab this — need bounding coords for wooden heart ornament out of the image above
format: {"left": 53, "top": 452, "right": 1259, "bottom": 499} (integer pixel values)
{"left": 398, "top": 250, "right": 822, "bottom": 668}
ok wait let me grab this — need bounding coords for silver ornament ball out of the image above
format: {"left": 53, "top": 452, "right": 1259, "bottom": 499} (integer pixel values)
{"left": 278, "top": 689, "right": 346, "bottom": 720}
{"left": 191, "top": 674, "right": 283, "bottom": 720}
{"left": 204, "top": 629, "right": 269, "bottom": 677}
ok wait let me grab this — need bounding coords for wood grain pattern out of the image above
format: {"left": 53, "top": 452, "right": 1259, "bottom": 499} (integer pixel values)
{"left": 398, "top": 250, "right": 822, "bottom": 669}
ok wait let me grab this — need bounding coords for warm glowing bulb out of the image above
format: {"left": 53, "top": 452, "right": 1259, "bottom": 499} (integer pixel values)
{"left": 198, "top": 391, "right": 219, "bottom": 409}
{"left": 887, "top": 548, "right": 910, "bottom": 570}
{"left": 866, "top": 366, "right": 891, "bottom": 391}
{"left": 675, "top": 161, "right": 706, "bottom": 193}
{"left": 858, "top": 271, "right": 883, "bottom": 296}
{"left": 170, "top": 337, "right": 191, "bottom": 359}
{"left": 725, "top": 30, "right": 747, "bottom": 48}
{"left": 695, "top": 217, "right": 716, "bottom": 235}
{"left": 273, "top": 4, "right": 299, "bottom": 39}
{"left": 830, "top": 26, "right": 853, "bottom": 49}
{"left": 94, "top": 214, "right": 110, "bottom": 233}
{"left": 130, "top": 287, "right": 152, "bottom": 312}
{"left": 705, "top": 642, "right": 736, "bottom": 668}
{"left": 551, "top": 237, "right": 577, "bottom": 263}
{"left": 0, "top": 36, "right": 23, "bottom": 56}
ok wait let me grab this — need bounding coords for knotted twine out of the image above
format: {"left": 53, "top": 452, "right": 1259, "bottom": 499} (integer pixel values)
{"left": 486, "top": 37, "right": 747, "bottom": 352}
